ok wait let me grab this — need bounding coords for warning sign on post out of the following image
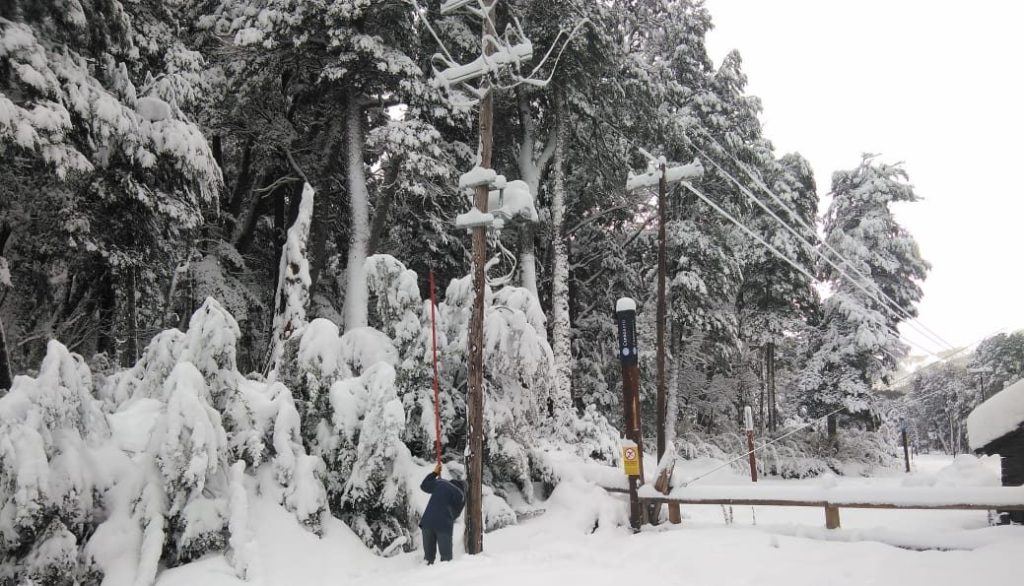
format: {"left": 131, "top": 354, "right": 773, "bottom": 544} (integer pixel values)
{"left": 622, "top": 440, "right": 640, "bottom": 476}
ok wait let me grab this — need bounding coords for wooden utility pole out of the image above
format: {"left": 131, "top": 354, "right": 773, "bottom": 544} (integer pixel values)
{"left": 616, "top": 298, "right": 645, "bottom": 531}
{"left": 624, "top": 158, "right": 702, "bottom": 463}
{"left": 656, "top": 163, "right": 668, "bottom": 461}
{"left": 464, "top": 0, "right": 496, "bottom": 555}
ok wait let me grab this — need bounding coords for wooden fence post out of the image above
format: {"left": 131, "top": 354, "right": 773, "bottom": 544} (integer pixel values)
{"left": 825, "top": 504, "right": 841, "bottom": 529}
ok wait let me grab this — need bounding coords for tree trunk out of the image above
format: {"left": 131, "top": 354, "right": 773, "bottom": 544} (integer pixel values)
{"left": 767, "top": 341, "right": 777, "bottom": 432}
{"left": 519, "top": 226, "right": 538, "bottom": 298}
{"left": 656, "top": 162, "right": 668, "bottom": 461}
{"left": 549, "top": 92, "right": 572, "bottom": 414}
{"left": 0, "top": 313, "right": 12, "bottom": 394}
{"left": 97, "top": 270, "right": 116, "bottom": 357}
{"left": 342, "top": 91, "right": 371, "bottom": 332}
{"left": 307, "top": 192, "right": 330, "bottom": 302}
{"left": 368, "top": 156, "right": 402, "bottom": 256}
{"left": 124, "top": 266, "right": 139, "bottom": 367}
{"left": 514, "top": 89, "right": 554, "bottom": 299}
{"left": 270, "top": 178, "right": 288, "bottom": 290}
{"left": 224, "top": 139, "right": 254, "bottom": 236}
{"left": 233, "top": 172, "right": 269, "bottom": 254}
{"left": 759, "top": 347, "right": 766, "bottom": 433}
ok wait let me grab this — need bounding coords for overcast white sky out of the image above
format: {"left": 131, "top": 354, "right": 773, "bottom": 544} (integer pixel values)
{"left": 702, "top": 0, "right": 1024, "bottom": 358}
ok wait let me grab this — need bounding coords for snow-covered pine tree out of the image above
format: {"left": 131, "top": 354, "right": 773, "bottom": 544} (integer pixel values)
{"left": 277, "top": 310, "right": 415, "bottom": 550}
{"left": 177, "top": 298, "right": 329, "bottom": 533}
{"left": 99, "top": 329, "right": 186, "bottom": 412}
{"left": 364, "top": 254, "right": 454, "bottom": 458}
{"left": 0, "top": 340, "right": 108, "bottom": 585}
{"left": 335, "top": 362, "right": 415, "bottom": 554}
{"left": 438, "top": 276, "right": 557, "bottom": 516}
{"left": 801, "top": 156, "right": 929, "bottom": 437}
{"left": 151, "top": 362, "right": 230, "bottom": 565}
{"left": 908, "top": 361, "right": 976, "bottom": 454}
{"left": 967, "top": 331, "right": 1024, "bottom": 399}
{"left": 0, "top": 0, "right": 221, "bottom": 371}
{"left": 737, "top": 153, "right": 820, "bottom": 431}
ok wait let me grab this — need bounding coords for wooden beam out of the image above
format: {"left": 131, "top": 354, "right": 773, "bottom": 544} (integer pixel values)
{"left": 635, "top": 496, "right": 1024, "bottom": 511}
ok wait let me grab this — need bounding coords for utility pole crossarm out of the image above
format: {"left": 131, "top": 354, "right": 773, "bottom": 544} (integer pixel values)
{"left": 625, "top": 159, "right": 704, "bottom": 192}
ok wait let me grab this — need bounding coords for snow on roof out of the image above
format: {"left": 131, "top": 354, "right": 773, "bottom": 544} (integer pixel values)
{"left": 967, "top": 377, "right": 1024, "bottom": 450}
{"left": 615, "top": 298, "right": 636, "bottom": 313}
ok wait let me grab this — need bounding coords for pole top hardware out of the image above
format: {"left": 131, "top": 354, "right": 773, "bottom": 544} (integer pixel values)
{"left": 626, "top": 159, "right": 704, "bottom": 192}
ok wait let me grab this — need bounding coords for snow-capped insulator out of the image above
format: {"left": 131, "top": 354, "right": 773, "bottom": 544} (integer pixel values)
{"left": 625, "top": 159, "right": 704, "bottom": 192}
{"left": 489, "top": 180, "right": 538, "bottom": 224}
{"left": 455, "top": 207, "right": 495, "bottom": 230}
{"left": 432, "top": 41, "right": 533, "bottom": 88}
{"left": 459, "top": 166, "right": 498, "bottom": 189}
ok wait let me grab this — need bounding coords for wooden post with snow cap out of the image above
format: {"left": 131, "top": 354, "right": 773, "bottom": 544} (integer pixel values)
{"left": 744, "top": 406, "right": 757, "bottom": 482}
{"left": 615, "top": 297, "right": 644, "bottom": 531}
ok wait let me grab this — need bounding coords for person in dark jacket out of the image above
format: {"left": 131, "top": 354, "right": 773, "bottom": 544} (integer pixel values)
{"left": 419, "top": 463, "right": 466, "bottom": 564}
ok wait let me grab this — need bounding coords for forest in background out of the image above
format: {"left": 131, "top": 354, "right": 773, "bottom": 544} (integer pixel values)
{"left": 1, "top": 1, "right": 1023, "bottom": 583}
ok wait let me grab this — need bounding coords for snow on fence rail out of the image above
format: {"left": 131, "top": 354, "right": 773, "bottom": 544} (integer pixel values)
{"left": 633, "top": 484, "right": 1024, "bottom": 529}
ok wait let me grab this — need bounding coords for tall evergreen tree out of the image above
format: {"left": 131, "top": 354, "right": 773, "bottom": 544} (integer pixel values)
{"left": 800, "top": 155, "right": 929, "bottom": 436}
{"left": 737, "top": 153, "right": 820, "bottom": 431}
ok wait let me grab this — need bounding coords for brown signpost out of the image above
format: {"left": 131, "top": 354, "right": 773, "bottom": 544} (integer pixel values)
{"left": 615, "top": 298, "right": 645, "bottom": 531}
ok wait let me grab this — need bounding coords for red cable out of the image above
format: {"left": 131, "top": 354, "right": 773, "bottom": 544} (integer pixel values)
{"left": 429, "top": 271, "right": 442, "bottom": 467}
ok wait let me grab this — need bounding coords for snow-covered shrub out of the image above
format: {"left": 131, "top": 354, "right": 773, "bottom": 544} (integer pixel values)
{"left": 438, "top": 278, "right": 553, "bottom": 504}
{"left": 151, "top": 362, "right": 230, "bottom": 564}
{"left": 23, "top": 518, "right": 79, "bottom": 586}
{"left": 337, "top": 363, "right": 416, "bottom": 553}
{"left": 242, "top": 380, "right": 328, "bottom": 533}
{"left": 100, "top": 329, "right": 186, "bottom": 411}
{"left": 364, "top": 255, "right": 451, "bottom": 457}
{"left": 280, "top": 317, "right": 412, "bottom": 551}
{"left": 0, "top": 341, "right": 108, "bottom": 584}
{"left": 566, "top": 404, "right": 621, "bottom": 464}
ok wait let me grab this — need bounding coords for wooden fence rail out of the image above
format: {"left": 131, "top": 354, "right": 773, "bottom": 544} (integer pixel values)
{"left": 632, "top": 485, "right": 1024, "bottom": 529}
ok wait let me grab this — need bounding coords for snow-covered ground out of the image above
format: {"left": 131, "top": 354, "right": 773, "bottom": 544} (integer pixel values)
{"left": 157, "top": 454, "right": 1022, "bottom": 586}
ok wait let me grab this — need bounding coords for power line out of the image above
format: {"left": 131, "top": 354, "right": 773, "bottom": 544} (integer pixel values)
{"left": 686, "top": 137, "right": 951, "bottom": 361}
{"left": 680, "top": 183, "right": 815, "bottom": 283}
{"left": 681, "top": 182, "right": 911, "bottom": 367}
{"left": 692, "top": 127, "right": 957, "bottom": 354}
